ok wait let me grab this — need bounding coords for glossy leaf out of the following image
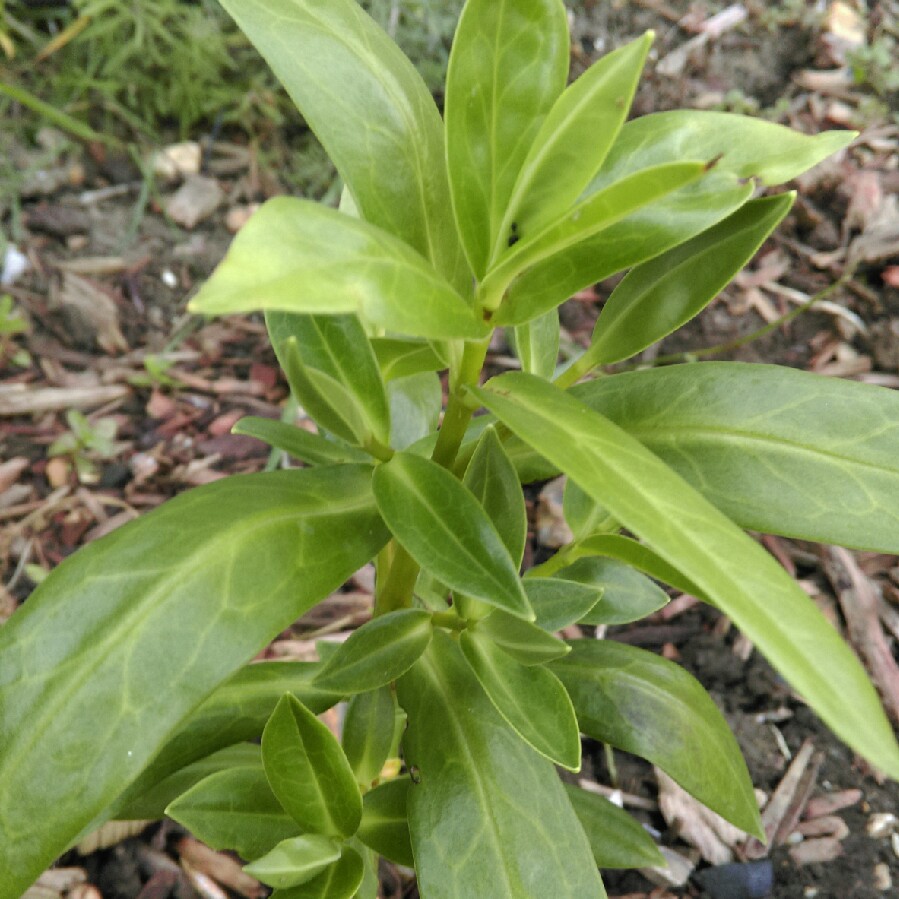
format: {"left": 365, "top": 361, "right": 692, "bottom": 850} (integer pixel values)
{"left": 271, "top": 846, "right": 364, "bottom": 899}
{"left": 474, "top": 609, "right": 570, "bottom": 665}
{"left": 398, "top": 633, "right": 606, "bottom": 898}
{"left": 233, "top": 417, "right": 369, "bottom": 466}
{"left": 563, "top": 784, "right": 665, "bottom": 869}
{"left": 371, "top": 337, "right": 444, "bottom": 381}
{"left": 0, "top": 467, "right": 386, "bottom": 895}
{"left": 563, "top": 478, "right": 617, "bottom": 540}
{"left": 244, "top": 834, "right": 342, "bottom": 889}
{"left": 474, "top": 373, "right": 899, "bottom": 778}
{"left": 262, "top": 694, "right": 362, "bottom": 839}
{"left": 188, "top": 198, "right": 485, "bottom": 340}
{"left": 373, "top": 453, "right": 532, "bottom": 619}
{"left": 388, "top": 372, "right": 442, "bottom": 450}
{"left": 577, "top": 363, "right": 899, "bottom": 553}
{"left": 460, "top": 629, "right": 581, "bottom": 770}
{"left": 587, "top": 193, "right": 793, "bottom": 366}
{"left": 357, "top": 777, "right": 414, "bottom": 867}
{"left": 315, "top": 610, "right": 433, "bottom": 694}
{"left": 166, "top": 765, "right": 301, "bottom": 861}
{"left": 512, "top": 308, "right": 559, "bottom": 379}
{"left": 216, "top": 0, "right": 466, "bottom": 289}
{"left": 445, "top": 0, "right": 569, "bottom": 277}
{"left": 462, "top": 426, "right": 528, "bottom": 566}
{"left": 553, "top": 640, "right": 760, "bottom": 835}
{"left": 342, "top": 686, "right": 397, "bottom": 787}
{"left": 522, "top": 576, "right": 604, "bottom": 632}
{"left": 558, "top": 557, "right": 669, "bottom": 626}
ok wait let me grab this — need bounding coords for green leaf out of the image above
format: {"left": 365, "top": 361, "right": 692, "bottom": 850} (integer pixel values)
{"left": 553, "top": 640, "right": 760, "bottom": 835}
{"left": 357, "top": 777, "right": 414, "bottom": 867}
{"left": 342, "top": 686, "right": 397, "bottom": 788}
{"left": 216, "top": 0, "right": 466, "bottom": 289}
{"left": 558, "top": 557, "right": 669, "bottom": 626}
{"left": 459, "top": 629, "right": 580, "bottom": 770}
{"left": 512, "top": 308, "right": 559, "bottom": 379}
{"left": 563, "top": 784, "right": 665, "bottom": 869}
{"left": 522, "top": 577, "right": 604, "bottom": 632}
{"left": 473, "top": 373, "right": 899, "bottom": 779}
{"left": 188, "top": 198, "right": 485, "bottom": 341}
{"left": 116, "top": 743, "right": 261, "bottom": 821}
{"left": 474, "top": 610, "right": 570, "bottom": 665}
{"left": 373, "top": 453, "right": 532, "bottom": 619}
{"left": 270, "top": 846, "right": 364, "bottom": 899}
{"left": 233, "top": 417, "right": 370, "bottom": 466}
{"left": 398, "top": 633, "right": 605, "bottom": 898}
{"left": 462, "top": 426, "right": 527, "bottom": 566}
{"left": 244, "top": 834, "right": 343, "bottom": 889}
{"left": 586, "top": 193, "right": 794, "bottom": 366}
{"left": 445, "top": 0, "right": 569, "bottom": 277}
{"left": 388, "top": 372, "right": 442, "bottom": 450}
{"left": 315, "top": 610, "right": 433, "bottom": 694}
{"left": 0, "top": 466, "right": 387, "bottom": 895}
{"left": 576, "top": 363, "right": 899, "bottom": 553}
{"left": 166, "top": 765, "right": 301, "bottom": 861}
{"left": 262, "top": 694, "right": 362, "bottom": 839}
{"left": 371, "top": 337, "right": 444, "bottom": 381}
{"left": 562, "top": 479, "right": 617, "bottom": 540}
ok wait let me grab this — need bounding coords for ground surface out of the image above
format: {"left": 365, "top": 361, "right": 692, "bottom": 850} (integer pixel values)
{"left": 2, "top": 2, "right": 899, "bottom": 898}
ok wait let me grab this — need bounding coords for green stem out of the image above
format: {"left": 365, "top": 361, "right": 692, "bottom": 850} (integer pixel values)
{"left": 375, "top": 541, "right": 420, "bottom": 615}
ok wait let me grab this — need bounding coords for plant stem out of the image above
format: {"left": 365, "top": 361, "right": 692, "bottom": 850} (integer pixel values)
{"left": 374, "top": 541, "right": 420, "bottom": 615}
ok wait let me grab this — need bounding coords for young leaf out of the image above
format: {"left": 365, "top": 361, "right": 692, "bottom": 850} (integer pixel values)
{"left": 558, "top": 557, "right": 670, "bottom": 626}
{"left": 314, "top": 610, "right": 433, "bottom": 694}
{"left": 586, "top": 193, "right": 794, "bottom": 366}
{"left": 216, "top": 0, "right": 467, "bottom": 289}
{"left": 188, "top": 198, "right": 485, "bottom": 341}
{"left": 474, "top": 609, "right": 570, "bottom": 665}
{"left": 521, "top": 576, "right": 604, "bottom": 632}
{"left": 398, "top": 633, "right": 606, "bottom": 898}
{"left": 342, "top": 686, "right": 397, "bottom": 787}
{"left": 270, "top": 846, "right": 364, "bottom": 899}
{"left": 166, "top": 765, "right": 301, "bottom": 861}
{"left": 576, "top": 363, "right": 899, "bottom": 553}
{"left": 357, "top": 777, "right": 414, "bottom": 867}
{"left": 445, "top": 0, "right": 569, "bottom": 277}
{"left": 243, "top": 834, "right": 343, "bottom": 889}
{"left": 473, "top": 373, "right": 899, "bottom": 779}
{"left": 512, "top": 308, "right": 559, "bottom": 379}
{"left": 388, "top": 372, "right": 442, "bottom": 450}
{"left": 563, "top": 478, "right": 617, "bottom": 540}
{"left": 371, "top": 337, "right": 444, "bottom": 381}
{"left": 233, "top": 417, "right": 370, "bottom": 466}
{"left": 459, "top": 629, "right": 581, "bottom": 770}
{"left": 552, "top": 640, "right": 761, "bottom": 836}
{"left": 462, "top": 426, "right": 528, "bottom": 567}
{"left": 373, "top": 453, "right": 533, "bottom": 619}
{"left": 0, "top": 467, "right": 387, "bottom": 895}
{"left": 563, "top": 784, "right": 665, "bottom": 869}
{"left": 262, "top": 694, "right": 362, "bottom": 839}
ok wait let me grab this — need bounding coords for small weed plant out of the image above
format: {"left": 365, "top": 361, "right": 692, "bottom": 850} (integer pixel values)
{"left": 3, "top": 2, "right": 899, "bottom": 896}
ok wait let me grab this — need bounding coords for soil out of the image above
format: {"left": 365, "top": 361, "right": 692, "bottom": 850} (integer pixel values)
{"left": 2, "top": 2, "right": 899, "bottom": 898}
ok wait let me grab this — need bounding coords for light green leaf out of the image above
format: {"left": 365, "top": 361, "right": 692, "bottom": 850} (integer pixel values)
{"left": 217, "top": 0, "right": 467, "bottom": 289}
{"left": 388, "top": 372, "right": 442, "bottom": 450}
{"left": 460, "top": 629, "right": 580, "bottom": 770}
{"left": 398, "top": 633, "right": 606, "bottom": 898}
{"left": 188, "top": 198, "right": 485, "bottom": 341}
{"left": 371, "top": 337, "right": 444, "bottom": 381}
{"left": 244, "top": 834, "right": 343, "bottom": 889}
{"left": 262, "top": 694, "right": 362, "bottom": 839}
{"left": 563, "top": 784, "right": 665, "bottom": 869}
{"left": 357, "top": 777, "right": 414, "bottom": 867}
{"left": 462, "top": 426, "right": 528, "bottom": 566}
{"left": 562, "top": 479, "right": 617, "bottom": 540}
{"left": 553, "top": 640, "right": 760, "bottom": 835}
{"left": 558, "top": 557, "right": 669, "bottom": 626}
{"left": 587, "top": 193, "right": 794, "bottom": 366}
{"left": 342, "top": 687, "right": 397, "bottom": 788}
{"left": 522, "top": 576, "right": 604, "bottom": 632}
{"left": 271, "top": 846, "right": 364, "bottom": 899}
{"left": 0, "top": 466, "right": 387, "bottom": 896}
{"left": 166, "top": 765, "right": 301, "bottom": 861}
{"left": 445, "top": 0, "right": 569, "bottom": 277}
{"left": 373, "top": 453, "right": 532, "bottom": 619}
{"left": 576, "top": 363, "right": 899, "bottom": 553}
{"left": 474, "top": 610, "right": 570, "bottom": 665}
{"left": 473, "top": 373, "right": 899, "bottom": 778}
{"left": 512, "top": 308, "right": 559, "bottom": 379}
{"left": 233, "top": 417, "right": 370, "bottom": 466}
{"left": 315, "top": 610, "right": 433, "bottom": 694}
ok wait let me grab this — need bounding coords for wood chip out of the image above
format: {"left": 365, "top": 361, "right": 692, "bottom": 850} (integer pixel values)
{"left": 177, "top": 837, "right": 264, "bottom": 899}
{"left": 804, "top": 788, "right": 862, "bottom": 819}
{"left": 165, "top": 175, "right": 224, "bottom": 229}
{"left": 794, "top": 815, "right": 850, "bottom": 840}
{"left": 0, "top": 384, "right": 129, "bottom": 416}
{"left": 789, "top": 836, "right": 844, "bottom": 865}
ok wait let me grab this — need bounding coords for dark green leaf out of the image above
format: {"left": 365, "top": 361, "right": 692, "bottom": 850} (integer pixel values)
{"left": 0, "top": 466, "right": 387, "bottom": 895}
{"left": 512, "top": 308, "right": 559, "bottom": 379}
{"left": 262, "top": 694, "right": 362, "bottom": 839}
{"left": 315, "top": 610, "right": 433, "bottom": 694}
{"left": 342, "top": 686, "right": 397, "bottom": 788}
{"left": 271, "top": 846, "right": 364, "bottom": 899}
{"left": 233, "top": 417, "right": 370, "bottom": 465}
{"left": 522, "top": 577, "right": 604, "bottom": 632}
{"left": 388, "top": 372, "right": 442, "bottom": 450}
{"left": 563, "top": 783, "right": 665, "bottom": 869}
{"left": 357, "top": 777, "right": 414, "bottom": 867}
{"left": 371, "top": 337, "right": 444, "bottom": 381}
{"left": 474, "top": 609, "right": 570, "bottom": 665}
{"left": 373, "top": 453, "right": 532, "bottom": 619}
{"left": 553, "top": 640, "right": 760, "bottom": 835}
{"left": 244, "top": 834, "right": 343, "bottom": 889}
